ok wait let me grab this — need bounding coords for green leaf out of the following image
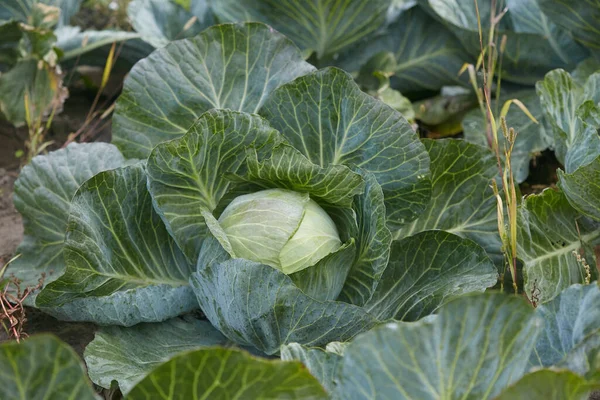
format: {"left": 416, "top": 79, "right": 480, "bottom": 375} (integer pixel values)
{"left": 36, "top": 163, "right": 196, "bottom": 326}
{"left": 421, "top": 0, "right": 589, "bottom": 85}
{"left": 0, "top": 20, "right": 23, "bottom": 70}
{"left": 127, "top": 347, "right": 328, "bottom": 399}
{"left": 231, "top": 143, "right": 366, "bottom": 208}
{"left": 146, "top": 109, "right": 281, "bottom": 263}
{"left": 260, "top": 67, "right": 431, "bottom": 228}
{"left": 539, "top": 0, "right": 600, "bottom": 51}
{"left": 111, "top": 22, "right": 314, "bottom": 159}
{"left": 192, "top": 243, "right": 378, "bottom": 354}
{"left": 338, "top": 170, "right": 392, "bottom": 306}
{"left": 558, "top": 156, "right": 600, "bottom": 222}
{"left": 531, "top": 283, "right": 600, "bottom": 376}
{"left": 517, "top": 189, "right": 600, "bottom": 304}
{"left": 462, "top": 91, "right": 552, "bottom": 183}
{"left": 211, "top": 0, "right": 389, "bottom": 59}
{"left": 0, "top": 335, "right": 99, "bottom": 400}
{"left": 127, "top": 0, "right": 211, "bottom": 48}
{"left": 365, "top": 230, "right": 497, "bottom": 321}
{"left": 281, "top": 342, "right": 345, "bottom": 394}
{"left": 536, "top": 69, "right": 600, "bottom": 173}
{"left": 55, "top": 26, "right": 141, "bottom": 60}
{"left": 394, "top": 139, "right": 502, "bottom": 265}
{"left": 0, "top": 59, "right": 65, "bottom": 126}
{"left": 334, "top": 293, "right": 542, "bottom": 400}
{"left": 0, "top": 0, "right": 82, "bottom": 27}
{"left": 495, "top": 369, "right": 600, "bottom": 400}
{"left": 84, "top": 316, "right": 231, "bottom": 395}
{"left": 336, "top": 6, "right": 470, "bottom": 94}
{"left": 11, "top": 143, "right": 125, "bottom": 302}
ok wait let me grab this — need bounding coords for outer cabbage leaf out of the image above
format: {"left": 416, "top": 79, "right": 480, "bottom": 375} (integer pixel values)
{"left": 146, "top": 110, "right": 281, "bottom": 263}
{"left": 394, "top": 139, "right": 502, "bottom": 265}
{"left": 531, "top": 283, "right": 600, "bottom": 376}
{"left": 0, "top": 335, "right": 99, "bottom": 400}
{"left": 84, "top": 316, "right": 231, "bottom": 395}
{"left": 495, "top": 369, "right": 600, "bottom": 400}
{"left": 517, "top": 189, "right": 600, "bottom": 304}
{"left": 55, "top": 26, "right": 141, "bottom": 60}
{"left": 539, "top": 0, "right": 600, "bottom": 51}
{"left": 336, "top": 6, "right": 470, "bottom": 94}
{"left": 112, "top": 22, "right": 314, "bottom": 159}
{"left": 127, "top": 0, "right": 213, "bottom": 48}
{"left": 365, "top": 230, "right": 497, "bottom": 321}
{"left": 260, "top": 67, "right": 431, "bottom": 228}
{"left": 0, "top": 0, "right": 82, "bottom": 27}
{"left": 334, "top": 293, "right": 542, "bottom": 400}
{"left": 36, "top": 163, "right": 196, "bottom": 326}
{"left": 127, "top": 347, "right": 328, "bottom": 399}
{"left": 558, "top": 157, "right": 600, "bottom": 222}
{"left": 537, "top": 69, "right": 600, "bottom": 173}
{"left": 11, "top": 143, "right": 125, "bottom": 301}
{"left": 420, "top": 0, "right": 589, "bottom": 85}
{"left": 211, "top": 0, "right": 389, "bottom": 60}
{"left": 281, "top": 342, "right": 346, "bottom": 394}
{"left": 191, "top": 252, "right": 378, "bottom": 355}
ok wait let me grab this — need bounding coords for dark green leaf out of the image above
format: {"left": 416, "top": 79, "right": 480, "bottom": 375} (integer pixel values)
{"left": 335, "top": 292, "right": 542, "bottom": 400}
{"left": 495, "top": 369, "right": 600, "bottom": 400}
{"left": 127, "top": 347, "right": 328, "bottom": 399}
{"left": 211, "top": 0, "right": 389, "bottom": 59}
{"left": 112, "top": 22, "right": 314, "bottom": 159}
{"left": 84, "top": 316, "right": 231, "bottom": 394}
{"left": 539, "top": 0, "right": 600, "bottom": 51}
{"left": 36, "top": 163, "right": 196, "bottom": 326}
{"left": 365, "top": 231, "right": 497, "bottom": 321}
{"left": 0, "top": 335, "right": 99, "bottom": 400}
{"left": 260, "top": 67, "right": 431, "bottom": 228}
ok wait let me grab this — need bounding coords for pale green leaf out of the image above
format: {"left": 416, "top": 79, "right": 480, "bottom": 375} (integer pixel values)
{"left": 495, "top": 369, "right": 600, "bottom": 400}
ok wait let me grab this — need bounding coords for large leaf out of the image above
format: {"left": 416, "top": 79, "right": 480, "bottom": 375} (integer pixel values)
{"left": 127, "top": 347, "right": 328, "bottom": 399}
{"left": 211, "top": 0, "right": 389, "bottom": 60}
{"left": 36, "top": 163, "right": 196, "bottom": 326}
{"left": 420, "top": 0, "right": 589, "bottom": 85}
{"left": 531, "top": 283, "right": 600, "bottom": 376}
{"left": 127, "top": 0, "right": 212, "bottom": 48}
{"left": 334, "top": 292, "right": 542, "bottom": 400}
{"left": 394, "top": 139, "right": 502, "bottom": 265}
{"left": 539, "top": 0, "right": 600, "bottom": 51}
{"left": 462, "top": 91, "right": 552, "bottom": 183}
{"left": 495, "top": 369, "right": 600, "bottom": 400}
{"left": 260, "top": 67, "right": 431, "bottom": 227}
{"left": 336, "top": 5, "right": 470, "bottom": 94}
{"left": 0, "top": 20, "right": 22, "bottom": 70}
{"left": 558, "top": 157, "right": 600, "bottom": 222}
{"left": 0, "top": 335, "right": 99, "bottom": 400}
{"left": 84, "top": 316, "right": 231, "bottom": 394}
{"left": 55, "top": 26, "right": 141, "bottom": 60}
{"left": 365, "top": 230, "right": 497, "bottom": 321}
{"left": 0, "top": 59, "right": 65, "bottom": 126}
{"left": 146, "top": 110, "right": 281, "bottom": 263}
{"left": 192, "top": 239, "right": 378, "bottom": 354}
{"left": 0, "top": 0, "right": 82, "bottom": 26}
{"left": 517, "top": 189, "right": 600, "bottom": 304}
{"left": 11, "top": 143, "right": 125, "bottom": 300}
{"left": 537, "top": 69, "right": 600, "bottom": 173}
{"left": 281, "top": 342, "right": 346, "bottom": 394}
{"left": 111, "top": 22, "right": 314, "bottom": 159}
